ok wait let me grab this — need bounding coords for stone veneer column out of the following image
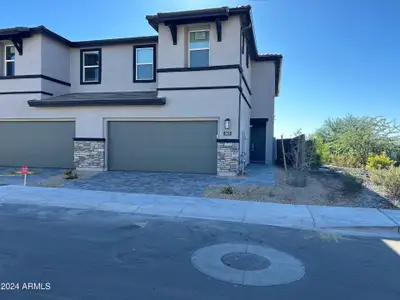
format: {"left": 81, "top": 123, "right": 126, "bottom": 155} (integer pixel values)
{"left": 217, "top": 139, "right": 240, "bottom": 176}
{"left": 73, "top": 138, "right": 105, "bottom": 171}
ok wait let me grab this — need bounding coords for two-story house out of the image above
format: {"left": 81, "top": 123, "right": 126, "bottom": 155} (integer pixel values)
{"left": 0, "top": 5, "right": 282, "bottom": 176}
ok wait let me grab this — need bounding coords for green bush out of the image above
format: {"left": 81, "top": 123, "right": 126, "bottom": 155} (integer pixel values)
{"left": 370, "top": 166, "right": 400, "bottom": 197}
{"left": 221, "top": 186, "right": 234, "bottom": 194}
{"left": 305, "top": 135, "right": 328, "bottom": 167}
{"left": 64, "top": 169, "right": 78, "bottom": 180}
{"left": 312, "top": 134, "right": 330, "bottom": 165}
{"left": 316, "top": 115, "right": 400, "bottom": 166}
{"left": 329, "top": 154, "right": 362, "bottom": 168}
{"left": 366, "top": 153, "right": 395, "bottom": 170}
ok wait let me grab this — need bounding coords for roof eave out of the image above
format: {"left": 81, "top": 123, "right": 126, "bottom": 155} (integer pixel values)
{"left": 30, "top": 26, "right": 72, "bottom": 46}
{"left": 146, "top": 15, "right": 159, "bottom": 31}
{"left": 0, "top": 27, "right": 32, "bottom": 41}
{"left": 146, "top": 6, "right": 236, "bottom": 32}
{"left": 71, "top": 36, "right": 158, "bottom": 47}
{"left": 28, "top": 98, "right": 166, "bottom": 107}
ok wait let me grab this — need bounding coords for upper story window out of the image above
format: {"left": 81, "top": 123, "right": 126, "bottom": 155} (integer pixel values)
{"left": 134, "top": 45, "right": 156, "bottom": 82}
{"left": 80, "top": 48, "right": 101, "bottom": 84}
{"left": 5, "top": 45, "right": 15, "bottom": 76}
{"left": 189, "top": 30, "right": 210, "bottom": 68}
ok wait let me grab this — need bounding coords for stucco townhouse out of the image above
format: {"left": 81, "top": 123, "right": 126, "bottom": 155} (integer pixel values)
{"left": 0, "top": 5, "right": 282, "bottom": 176}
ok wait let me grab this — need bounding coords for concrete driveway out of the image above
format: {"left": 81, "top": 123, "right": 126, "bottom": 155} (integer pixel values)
{"left": 63, "top": 164, "right": 275, "bottom": 197}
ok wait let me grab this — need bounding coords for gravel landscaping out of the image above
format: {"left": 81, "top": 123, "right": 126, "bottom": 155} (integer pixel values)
{"left": 204, "top": 167, "right": 398, "bottom": 209}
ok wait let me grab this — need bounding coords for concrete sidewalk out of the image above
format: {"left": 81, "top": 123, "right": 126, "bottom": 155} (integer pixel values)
{"left": 0, "top": 185, "right": 399, "bottom": 237}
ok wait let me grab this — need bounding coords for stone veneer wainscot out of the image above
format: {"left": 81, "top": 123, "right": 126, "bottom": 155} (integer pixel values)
{"left": 217, "top": 140, "right": 240, "bottom": 176}
{"left": 73, "top": 138, "right": 105, "bottom": 170}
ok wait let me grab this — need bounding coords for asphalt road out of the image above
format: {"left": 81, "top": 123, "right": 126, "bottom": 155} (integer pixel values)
{"left": 0, "top": 203, "right": 399, "bottom": 300}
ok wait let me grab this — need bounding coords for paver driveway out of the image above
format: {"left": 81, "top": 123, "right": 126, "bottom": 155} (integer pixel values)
{"left": 63, "top": 164, "right": 275, "bottom": 197}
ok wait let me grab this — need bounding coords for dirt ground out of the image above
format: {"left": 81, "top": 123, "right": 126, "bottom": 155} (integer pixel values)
{"left": 204, "top": 167, "right": 397, "bottom": 209}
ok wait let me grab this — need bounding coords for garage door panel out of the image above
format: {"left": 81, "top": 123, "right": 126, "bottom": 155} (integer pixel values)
{"left": 0, "top": 121, "right": 75, "bottom": 168}
{"left": 108, "top": 121, "right": 217, "bottom": 173}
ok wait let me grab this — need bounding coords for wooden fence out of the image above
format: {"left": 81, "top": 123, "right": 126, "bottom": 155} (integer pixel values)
{"left": 275, "top": 134, "right": 306, "bottom": 167}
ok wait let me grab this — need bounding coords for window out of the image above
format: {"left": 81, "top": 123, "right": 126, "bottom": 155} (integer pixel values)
{"left": 189, "top": 30, "right": 210, "bottom": 68}
{"left": 134, "top": 45, "right": 155, "bottom": 82}
{"left": 80, "top": 49, "right": 101, "bottom": 84}
{"left": 5, "top": 45, "right": 15, "bottom": 76}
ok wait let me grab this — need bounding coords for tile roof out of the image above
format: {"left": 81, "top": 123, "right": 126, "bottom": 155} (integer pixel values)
{"left": 28, "top": 91, "right": 166, "bottom": 107}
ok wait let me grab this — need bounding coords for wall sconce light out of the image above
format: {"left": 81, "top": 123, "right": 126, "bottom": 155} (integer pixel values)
{"left": 224, "top": 118, "right": 231, "bottom": 130}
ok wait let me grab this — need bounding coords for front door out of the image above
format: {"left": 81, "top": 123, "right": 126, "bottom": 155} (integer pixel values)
{"left": 250, "top": 123, "right": 266, "bottom": 163}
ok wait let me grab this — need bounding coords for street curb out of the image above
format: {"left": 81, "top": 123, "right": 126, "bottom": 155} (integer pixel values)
{"left": 378, "top": 209, "right": 400, "bottom": 234}
{"left": 0, "top": 185, "right": 399, "bottom": 238}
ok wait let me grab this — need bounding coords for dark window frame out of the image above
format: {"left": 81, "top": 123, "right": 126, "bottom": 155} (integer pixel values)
{"left": 80, "top": 48, "right": 102, "bottom": 85}
{"left": 5, "top": 45, "right": 16, "bottom": 76}
{"left": 188, "top": 30, "right": 210, "bottom": 68}
{"left": 133, "top": 44, "right": 156, "bottom": 83}
{"left": 241, "top": 32, "right": 245, "bottom": 54}
{"left": 246, "top": 40, "right": 249, "bottom": 68}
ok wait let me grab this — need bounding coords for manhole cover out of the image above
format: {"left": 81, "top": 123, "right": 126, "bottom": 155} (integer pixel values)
{"left": 191, "top": 243, "right": 305, "bottom": 286}
{"left": 221, "top": 252, "right": 270, "bottom": 271}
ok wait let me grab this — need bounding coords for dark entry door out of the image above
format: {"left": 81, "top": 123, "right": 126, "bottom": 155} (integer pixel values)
{"left": 250, "top": 123, "right": 266, "bottom": 163}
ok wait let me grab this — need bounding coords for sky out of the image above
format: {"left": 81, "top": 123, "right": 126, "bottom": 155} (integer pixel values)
{"left": 2, "top": 0, "right": 399, "bottom": 137}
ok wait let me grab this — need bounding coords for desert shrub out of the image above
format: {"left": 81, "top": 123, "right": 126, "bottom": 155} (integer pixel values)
{"left": 329, "top": 154, "right": 362, "bottom": 168}
{"left": 287, "top": 169, "right": 308, "bottom": 187}
{"left": 311, "top": 134, "right": 330, "bottom": 166}
{"left": 366, "top": 153, "right": 395, "bottom": 170}
{"left": 221, "top": 186, "right": 234, "bottom": 194}
{"left": 64, "top": 169, "right": 78, "bottom": 180}
{"left": 388, "top": 144, "right": 400, "bottom": 165}
{"left": 370, "top": 166, "right": 400, "bottom": 197}
{"left": 316, "top": 115, "right": 400, "bottom": 166}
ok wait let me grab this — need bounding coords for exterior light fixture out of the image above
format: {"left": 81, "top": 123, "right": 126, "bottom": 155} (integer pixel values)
{"left": 224, "top": 118, "right": 231, "bottom": 130}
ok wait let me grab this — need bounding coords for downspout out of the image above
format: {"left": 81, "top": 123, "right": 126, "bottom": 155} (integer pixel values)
{"left": 239, "top": 24, "right": 252, "bottom": 174}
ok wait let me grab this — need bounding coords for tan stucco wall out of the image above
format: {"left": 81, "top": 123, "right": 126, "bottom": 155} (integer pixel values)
{"left": 0, "top": 35, "right": 42, "bottom": 77}
{"left": 0, "top": 78, "right": 42, "bottom": 93}
{"left": 241, "top": 34, "right": 251, "bottom": 103}
{"left": 158, "top": 68, "right": 239, "bottom": 88}
{"left": 158, "top": 16, "right": 241, "bottom": 69}
{"left": 240, "top": 95, "right": 251, "bottom": 166}
{"left": 0, "top": 35, "right": 71, "bottom": 96}
{"left": 41, "top": 35, "right": 70, "bottom": 84}
{"left": 15, "top": 34, "right": 42, "bottom": 75}
{"left": 251, "top": 61, "right": 276, "bottom": 163}
{"left": 238, "top": 34, "right": 252, "bottom": 166}
{"left": 0, "top": 13, "right": 278, "bottom": 170}
{"left": 42, "top": 79, "right": 70, "bottom": 96}
{"left": 0, "top": 88, "right": 239, "bottom": 138}
{"left": 0, "top": 42, "right": 5, "bottom": 75}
